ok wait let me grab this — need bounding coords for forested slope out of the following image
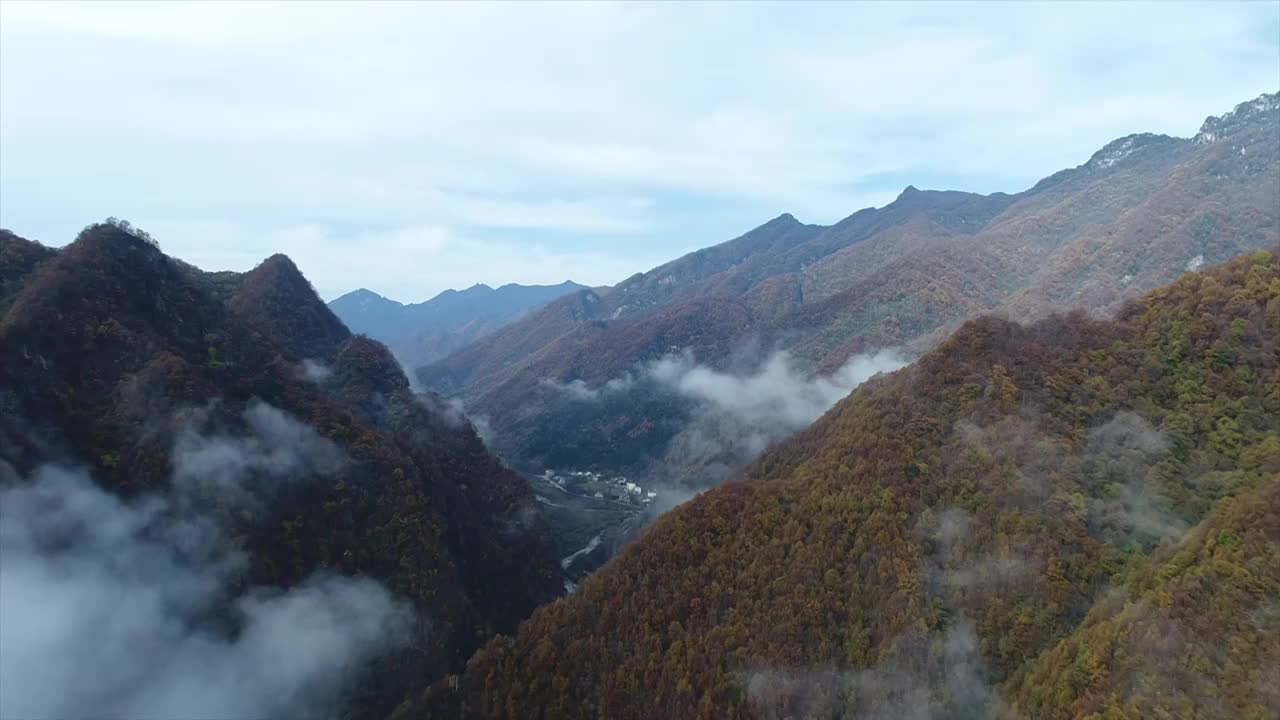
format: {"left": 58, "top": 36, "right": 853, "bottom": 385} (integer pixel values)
{"left": 424, "top": 248, "right": 1279, "bottom": 719}
{"left": 0, "top": 222, "right": 562, "bottom": 719}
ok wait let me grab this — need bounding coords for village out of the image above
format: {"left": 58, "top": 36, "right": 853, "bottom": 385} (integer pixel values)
{"left": 540, "top": 469, "right": 658, "bottom": 507}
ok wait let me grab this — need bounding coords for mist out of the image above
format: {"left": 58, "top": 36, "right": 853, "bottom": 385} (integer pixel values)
{"left": 651, "top": 349, "right": 905, "bottom": 430}
{"left": 652, "top": 349, "right": 906, "bottom": 483}
{"left": 296, "top": 357, "right": 333, "bottom": 383}
{"left": 546, "top": 348, "right": 906, "bottom": 485}
{"left": 0, "top": 402, "right": 414, "bottom": 720}
{"left": 953, "top": 409, "right": 1188, "bottom": 544}
{"left": 743, "top": 621, "right": 1011, "bottom": 720}
{"left": 1084, "top": 411, "right": 1187, "bottom": 542}
{"left": 172, "top": 400, "right": 348, "bottom": 505}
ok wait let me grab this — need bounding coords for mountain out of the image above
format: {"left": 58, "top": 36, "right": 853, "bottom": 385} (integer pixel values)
{"left": 329, "top": 281, "right": 586, "bottom": 369}
{"left": 417, "top": 92, "right": 1280, "bottom": 491}
{"left": 0, "top": 222, "right": 562, "bottom": 719}
{"left": 0, "top": 228, "right": 56, "bottom": 315}
{"left": 418, "top": 248, "right": 1280, "bottom": 719}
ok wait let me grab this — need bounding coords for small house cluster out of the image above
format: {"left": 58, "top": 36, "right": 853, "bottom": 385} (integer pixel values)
{"left": 542, "top": 469, "right": 658, "bottom": 505}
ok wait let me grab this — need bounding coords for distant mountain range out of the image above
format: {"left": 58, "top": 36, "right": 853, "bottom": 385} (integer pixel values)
{"left": 329, "top": 281, "right": 586, "bottom": 369}
{"left": 417, "top": 92, "right": 1280, "bottom": 492}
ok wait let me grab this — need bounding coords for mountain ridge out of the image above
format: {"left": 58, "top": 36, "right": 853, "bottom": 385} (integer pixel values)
{"left": 330, "top": 279, "right": 586, "bottom": 369}
{"left": 0, "top": 222, "right": 563, "bottom": 719}
{"left": 417, "top": 91, "right": 1279, "bottom": 496}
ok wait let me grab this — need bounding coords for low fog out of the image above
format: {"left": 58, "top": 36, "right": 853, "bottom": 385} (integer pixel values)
{"left": 1084, "top": 411, "right": 1187, "bottom": 541}
{"left": 0, "top": 402, "right": 413, "bottom": 720}
{"left": 550, "top": 348, "right": 906, "bottom": 485}
{"left": 953, "top": 409, "right": 1188, "bottom": 545}
{"left": 296, "top": 357, "right": 333, "bottom": 383}
{"left": 743, "top": 621, "right": 1010, "bottom": 720}
{"left": 651, "top": 349, "right": 906, "bottom": 431}
{"left": 738, "top": 407, "right": 1206, "bottom": 719}
{"left": 172, "top": 400, "right": 349, "bottom": 506}
{"left": 653, "top": 349, "right": 906, "bottom": 482}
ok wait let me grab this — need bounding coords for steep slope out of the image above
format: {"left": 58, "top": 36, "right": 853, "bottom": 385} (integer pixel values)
{"left": 419, "top": 214, "right": 826, "bottom": 398}
{"left": 419, "top": 92, "right": 1279, "bottom": 491}
{"left": 329, "top": 280, "right": 586, "bottom": 368}
{"left": 229, "top": 253, "right": 352, "bottom": 360}
{"left": 1003, "top": 476, "right": 1280, "bottom": 719}
{"left": 423, "top": 249, "right": 1279, "bottom": 719}
{"left": 0, "top": 222, "right": 561, "bottom": 719}
{"left": 0, "top": 229, "right": 56, "bottom": 315}
{"left": 423, "top": 286, "right": 615, "bottom": 398}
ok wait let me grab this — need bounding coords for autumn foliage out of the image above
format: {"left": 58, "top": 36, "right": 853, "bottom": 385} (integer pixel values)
{"left": 0, "top": 224, "right": 562, "bottom": 720}
{"left": 427, "top": 249, "right": 1280, "bottom": 719}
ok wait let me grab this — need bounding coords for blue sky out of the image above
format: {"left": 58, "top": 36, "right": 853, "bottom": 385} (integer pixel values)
{"left": 2, "top": 1, "right": 1277, "bottom": 302}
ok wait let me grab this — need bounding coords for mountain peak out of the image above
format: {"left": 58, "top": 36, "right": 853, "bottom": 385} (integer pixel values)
{"left": 337, "top": 287, "right": 385, "bottom": 301}
{"left": 260, "top": 252, "right": 299, "bottom": 272}
{"left": 69, "top": 221, "right": 163, "bottom": 262}
{"left": 238, "top": 253, "right": 322, "bottom": 299}
{"left": 1196, "top": 91, "right": 1279, "bottom": 144}
{"left": 1086, "top": 132, "right": 1179, "bottom": 170}
{"left": 330, "top": 288, "right": 400, "bottom": 312}
{"left": 230, "top": 253, "right": 350, "bottom": 359}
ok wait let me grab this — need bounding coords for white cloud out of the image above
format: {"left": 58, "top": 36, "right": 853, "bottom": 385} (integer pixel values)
{"left": 1, "top": 2, "right": 1276, "bottom": 299}
{"left": 650, "top": 350, "right": 908, "bottom": 478}
{"left": 651, "top": 349, "right": 907, "bottom": 432}
{"left": 172, "top": 400, "right": 349, "bottom": 503}
{"left": 0, "top": 402, "right": 415, "bottom": 719}
{"left": 548, "top": 348, "right": 908, "bottom": 484}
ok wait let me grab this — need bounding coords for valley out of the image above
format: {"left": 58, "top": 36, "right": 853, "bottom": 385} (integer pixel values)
{"left": 1, "top": 5, "right": 1276, "bottom": 714}
{"left": 528, "top": 468, "right": 660, "bottom": 584}
{"left": 389, "top": 91, "right": 1280, "bottom": 589}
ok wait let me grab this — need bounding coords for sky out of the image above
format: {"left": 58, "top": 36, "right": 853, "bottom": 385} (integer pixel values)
{"left": 1, "top": 1, "right": 1277, "bottom": 302}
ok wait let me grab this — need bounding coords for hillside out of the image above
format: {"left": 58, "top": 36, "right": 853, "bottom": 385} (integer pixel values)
{"left": 330, "top": 281, "right": 586, "bottom": 369}
{"left": 422, "top": 248, "right": 1280, "bottom": 719}
{"left": 417, "top": 92, "right": 1279, "bottom": 494}
{"left": 0, "top": 229, "right": 56, "bottom": 315}
{"left": 0, "top": 221, "right": 562, "bottom": 719}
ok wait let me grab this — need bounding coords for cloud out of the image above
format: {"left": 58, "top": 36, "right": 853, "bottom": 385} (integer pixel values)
{"left": 296, "top": 358, "right": 333, "bottom": 383}
{"left": 2, "top": 2, "right": 1275, "bottom": 300}
{"left": 651, "top": 350, "right": 904, "bottom": 430}
{"left": 544, "top": 348, "right": 905, "bottom": 485}
{"left": 0, "top": 465, "right": 412, "bottom": 720}
{"left": 953, "top": 410, "right": 1186, "bottom": 543}
{"left": 917, "top": 507, "right": 1036, "bottom": 601}
{"left": 1084, "top": 411, "right": 1186, "bottom": 542}
{"left": 542, "top": 378, "right": 604, "bottom": 402}
{"left": 931, "top": 507, "right": 974, "bottom": 552}
{"left": 652, "top": 349, "right": 907, "bottom": 482}
{"left": 642, "top": 482, "right": 704, "bottom": 519}
{"left": 1087, "top": 411, "right": 1171, "bottom": 456}
{"left": 413, "top": 392, "right": 496, "bottom": 448}
{"left": 541, "top": 373, "right": 638, "bottom": 402}
{"left": 740, "top": 508, "right": 1019, "bottom": 720}
{"left": 943, "top": 553, "right": 1034, "bottom": 592}
{"left": 172, "top": 400, "right": 348, "bottom": 506}
{"left": 742, "top": 621, "right": 1012, "bottom": 720}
